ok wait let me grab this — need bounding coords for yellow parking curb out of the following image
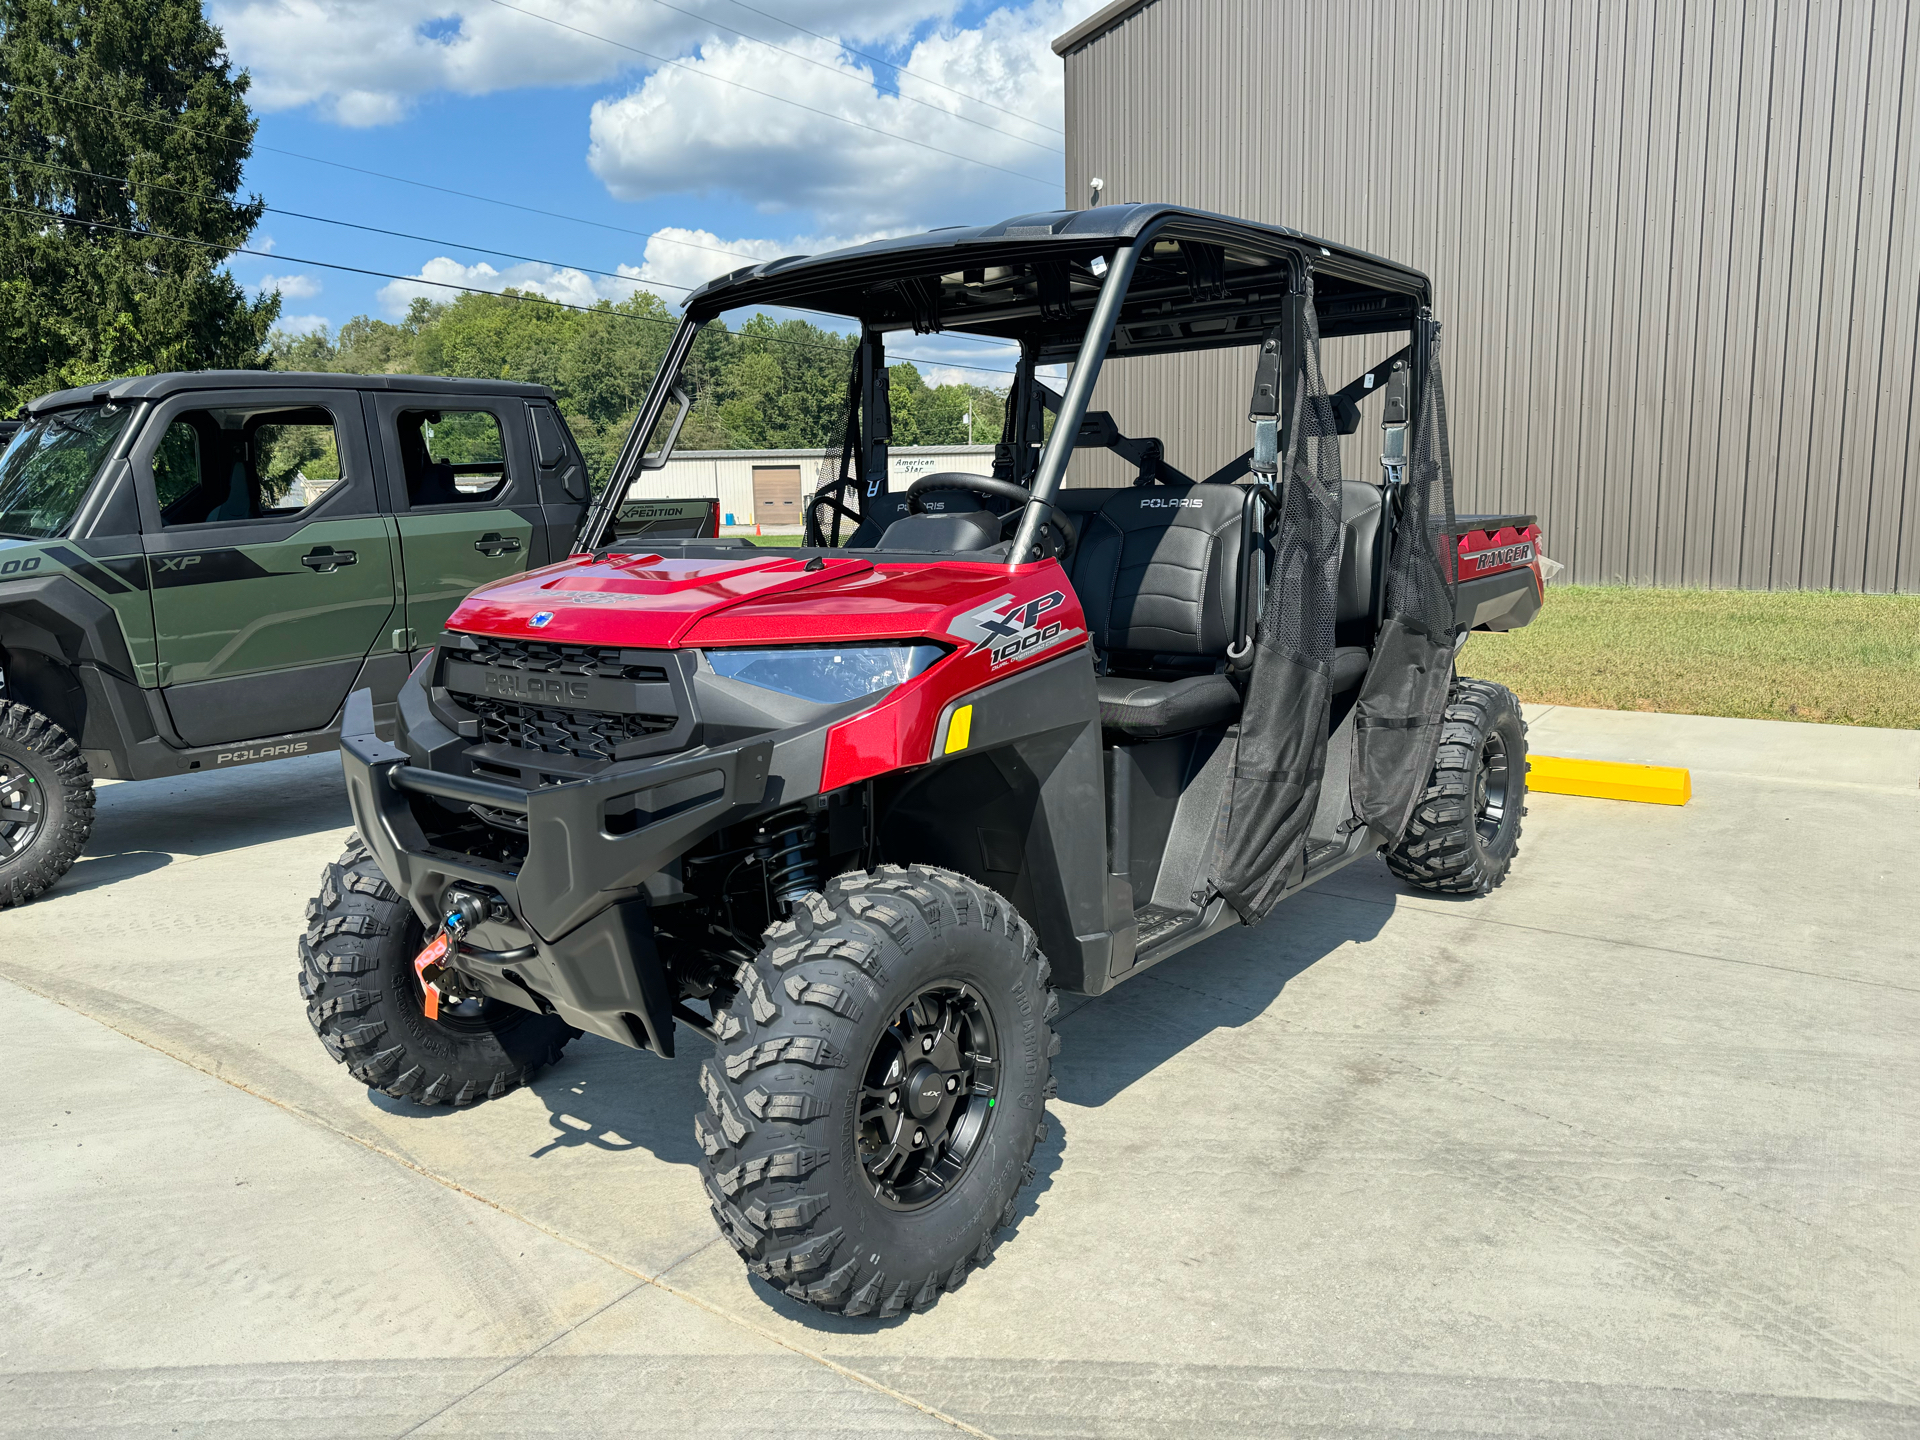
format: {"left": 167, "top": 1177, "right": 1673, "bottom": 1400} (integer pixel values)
{"left": 1527, "top": 754, "right": 1691, "bottom": 805}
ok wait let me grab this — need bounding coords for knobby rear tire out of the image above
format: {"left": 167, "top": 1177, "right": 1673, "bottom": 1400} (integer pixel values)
{"left": 0, "top": 702, "right": 93, "bottom": 909}
{"left": 299, "top": 834, "right": 577, "bottom": 1105}
{"left": 696, "top": 864, "right": 1058, "bottom": 1318}
{"left": 1384, "top": 677, "right": 1529, "bottom": 896}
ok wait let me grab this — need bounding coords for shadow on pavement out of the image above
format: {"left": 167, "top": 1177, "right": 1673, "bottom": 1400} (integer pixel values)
{"left": 362, "top": 1030, "right": 707, "bottom": 1170}
{"left": 520, "top": 1035, "right": 706, "bottom": 1167}
{"left": 82, "top": 754, "right": 353, "bottom": 866}
{"left": 1052, "top": 881, "right": 1394, "bottom": 1107}
{"left": 52, "top": 848, "right": 175, "bottom": 895}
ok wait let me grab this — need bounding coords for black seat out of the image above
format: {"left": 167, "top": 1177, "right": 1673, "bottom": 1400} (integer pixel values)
{"left": 874, "top": 508, "right": 1001, "bottom": 551}
{"left": 1328, "top": 479, "right": 1385, "bottom": 692}
{"left": 1095, "top": 671, "right": 1243, "bottom": 737}
{"left": 1068, "top": 483, "right": 1247, "bottom": 739}
{"left": 846, "top": 487, "right": 989, "bottom": 548}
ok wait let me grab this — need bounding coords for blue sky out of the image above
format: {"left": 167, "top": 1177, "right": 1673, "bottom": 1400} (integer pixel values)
{"left": 214, "top": 0, "right": 1102, "bottom": 384}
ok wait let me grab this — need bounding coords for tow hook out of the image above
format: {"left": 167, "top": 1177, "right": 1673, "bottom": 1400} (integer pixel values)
{"left": 413, "top": 890, "right": 491, "bottom": 1020}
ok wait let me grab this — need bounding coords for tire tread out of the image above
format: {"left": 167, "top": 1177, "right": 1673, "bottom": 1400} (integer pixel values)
{"left": 696, "top": 863, "right": 1055, "bottom": 1318}
{"left": 0, "top": 702, "right": 94, "bottom": 908}
{"left": 1383, "top": 678, "right": 1529, "bottom": 895}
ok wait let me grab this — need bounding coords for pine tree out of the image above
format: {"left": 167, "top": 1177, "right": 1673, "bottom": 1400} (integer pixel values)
{"left": 0, "top": 0, "right": 278, "bottom": 410}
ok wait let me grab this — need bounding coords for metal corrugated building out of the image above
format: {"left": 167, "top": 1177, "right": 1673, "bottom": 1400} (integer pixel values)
{"left": 630, "top": 445, "right": 995, "bottom": 524}
{"left": 1055, "top": 0, "right": 1917, "bottom": 591}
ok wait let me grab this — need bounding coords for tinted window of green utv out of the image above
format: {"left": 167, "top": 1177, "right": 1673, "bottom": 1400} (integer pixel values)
{"left": 398, "top": 409, "right": 507, "bottom": 505}
{"left": 152, "top": 421, "right": 202, "bottom": 511}
{"left": 156, "top": 406, "right": 345, "bottom": 527}
{"left": 0, "top": 406, "right": 131, "bottom": 539}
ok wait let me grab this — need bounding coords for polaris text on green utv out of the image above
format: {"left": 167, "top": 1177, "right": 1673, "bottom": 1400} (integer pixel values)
{"left": 0, "top": 371, "right": 634, "bottom": 906}
{"left": 305, "top": 204, "right": 1547, "bottom": 1319}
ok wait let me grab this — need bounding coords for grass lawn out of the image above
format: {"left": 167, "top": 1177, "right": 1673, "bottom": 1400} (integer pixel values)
{"left": 1460, "top": 585, "right": 1919, "bottom": 729}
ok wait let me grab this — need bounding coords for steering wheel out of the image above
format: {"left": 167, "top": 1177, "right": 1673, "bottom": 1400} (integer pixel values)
{"left": 805, "top": 475, "right": 863, "bottom": 546}
{"left": 905, "top": 472, "right": 1077, "bottom": 555}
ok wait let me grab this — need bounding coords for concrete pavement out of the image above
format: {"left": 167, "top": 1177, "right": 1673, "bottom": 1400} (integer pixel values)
{"left": 1, "top": 704, "right": 1914, "bottom": 1438}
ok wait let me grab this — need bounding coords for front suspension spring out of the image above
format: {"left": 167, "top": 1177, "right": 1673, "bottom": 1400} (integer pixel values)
{"left": 761, "top": 812, "right": 820, "bottom": 912}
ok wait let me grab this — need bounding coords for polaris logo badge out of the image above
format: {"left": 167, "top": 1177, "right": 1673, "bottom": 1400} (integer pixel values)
{"left": 1140, "top": 497, "right": 1202, "bottom": 509}
{"left": 954, "top": 590, "right": 1083, "bottom": 669}
{"left": 483, "top": 672, "right": 589, "bottom": 701}
{"left": 215, "top": 741, "right": 309, "bottom": 764}
{"left": 529, "top": 611, "right": 555, "bottom": 628}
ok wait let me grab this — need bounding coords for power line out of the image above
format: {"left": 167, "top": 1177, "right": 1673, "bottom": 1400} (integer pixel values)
{"left": 0, "top": 200, "right": 1019, "bottom": 377}
{"left": 576, "top": 0, "right": 1061, "bottom": 156}
{"left": 4, "top": 149, "right": 693, "bottom": 289}
{"left": 722, "top": 0, "right": 1065, "bottom": 137}
{"left": 0, "top": 149, "right": 1019, "bottom": 353}
{"left": 0, "top": 77, "right": 1034, "bottom": 346}
{"left": 479, "top": 0, "right": 1056, "bottom": 186}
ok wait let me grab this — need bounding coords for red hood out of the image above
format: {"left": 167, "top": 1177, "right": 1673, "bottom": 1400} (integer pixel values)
{"left": 446, "top": 550, "right": 1069, "bottom": 650}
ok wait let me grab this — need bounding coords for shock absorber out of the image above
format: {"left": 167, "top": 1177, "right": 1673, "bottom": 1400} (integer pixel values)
{"left": 758, "top": 809, "right": 820, "bottom": 913}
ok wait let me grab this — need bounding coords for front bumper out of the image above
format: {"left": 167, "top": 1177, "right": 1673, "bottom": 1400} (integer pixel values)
{"left": 338, "top": 688, "right": 780, "bottom": 1055}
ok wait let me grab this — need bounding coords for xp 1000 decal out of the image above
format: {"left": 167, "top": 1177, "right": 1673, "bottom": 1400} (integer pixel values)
{"left": 952, "top": 589, "right": 1084, "bottom": 669}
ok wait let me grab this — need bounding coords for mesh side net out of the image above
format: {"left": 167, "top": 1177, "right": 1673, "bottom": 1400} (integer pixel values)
{"left": 1351, "top": 328, "right": 1460, "bottom": 836}
{"left": 1212, "top": 289, "right": 1344, "bottom": 922}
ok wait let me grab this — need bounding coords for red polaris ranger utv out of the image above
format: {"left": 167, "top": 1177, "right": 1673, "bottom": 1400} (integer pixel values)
{"left": 303, "top": 205, "right": 1545, "bottom": 1318}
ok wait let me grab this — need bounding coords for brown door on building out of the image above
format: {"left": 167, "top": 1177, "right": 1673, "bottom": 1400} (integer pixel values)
{"left": 751, "top": 465, "right": 802, "bottom": 526}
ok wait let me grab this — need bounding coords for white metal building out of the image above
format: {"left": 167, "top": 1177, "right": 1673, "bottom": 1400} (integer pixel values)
{"left": 628, "top": 445, "right": 997, "bottom": 527}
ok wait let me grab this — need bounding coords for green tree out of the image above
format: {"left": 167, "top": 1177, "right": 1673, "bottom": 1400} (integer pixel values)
{"left": 272, "top": 290, "right": 1000, "bottom": 484}
{"left": 888, "top": 363, "right": 1003, "bottom": 446}
{"left": 0, "top": 0, "right": 280, "bottom": 410}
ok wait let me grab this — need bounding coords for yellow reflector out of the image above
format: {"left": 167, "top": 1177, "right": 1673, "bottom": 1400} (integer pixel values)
{"left": 1527, "top": 754, "right": 1691, "bottom": 805}
{"left": 944, "top": 704, "right": 973, "bottom": 754}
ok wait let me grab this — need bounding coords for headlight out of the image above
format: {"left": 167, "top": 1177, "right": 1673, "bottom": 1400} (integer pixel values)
{"left": 704, "top": 644, "right": 945, "bottom": 704}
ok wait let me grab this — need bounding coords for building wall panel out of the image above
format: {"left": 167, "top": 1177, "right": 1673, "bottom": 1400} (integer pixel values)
{"left": 1058, "top": 0, "right": 1917, "bottom": 590}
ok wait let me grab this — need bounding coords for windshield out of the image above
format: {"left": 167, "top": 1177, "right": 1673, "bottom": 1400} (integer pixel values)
{"left": 0, "top": 405, "right": 133, "bottom": 539}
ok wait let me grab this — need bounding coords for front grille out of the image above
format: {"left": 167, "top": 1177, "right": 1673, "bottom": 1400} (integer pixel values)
{"left": 463, "top": 635, "right": 667, "bottom": 683}
{"left": 468, "top": 697, "right": 676, "bottom": 761}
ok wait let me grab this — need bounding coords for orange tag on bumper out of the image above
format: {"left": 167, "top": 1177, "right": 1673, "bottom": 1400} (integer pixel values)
{"left": 413, "top": 930, "right": 451, "bottom": 1020}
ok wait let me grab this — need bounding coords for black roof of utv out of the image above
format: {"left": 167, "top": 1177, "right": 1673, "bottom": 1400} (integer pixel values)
{"left": 26, "top": 370, "right": 556, "bottom": 416}
{"left": 684, "top": 203, "right": 1432, "bottom": 357}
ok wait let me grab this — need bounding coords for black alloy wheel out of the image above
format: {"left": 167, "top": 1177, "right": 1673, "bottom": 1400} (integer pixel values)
{"left": 1474, "top": 728, "right": 1512, "bottom": 845}
{"left": 0, "top": 750, "right": 42, "bottom": 862}
{"left": 858, "top": 982, "right": 999, "bottom": 1211}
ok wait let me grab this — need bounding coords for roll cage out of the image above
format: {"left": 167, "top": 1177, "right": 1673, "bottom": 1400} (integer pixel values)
{"left": 579, "top": 202, "right": 1437, "bottom": 561}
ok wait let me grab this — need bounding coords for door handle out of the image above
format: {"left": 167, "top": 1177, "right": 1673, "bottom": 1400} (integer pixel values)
{"left": 475, "top": 532, "right": 522, "bottom": 557}
{"left": 300, "top": 546, "right": 357, "bottom": 572}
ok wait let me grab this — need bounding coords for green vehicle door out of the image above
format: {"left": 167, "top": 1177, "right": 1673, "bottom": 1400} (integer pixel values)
{"left": 135, "top": 390, "right": 402, "bottom": 747}
{"left": 367, "top": 393, "right": 541, "bottom": 648}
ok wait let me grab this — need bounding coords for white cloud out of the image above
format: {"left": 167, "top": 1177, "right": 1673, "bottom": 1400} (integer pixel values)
{"left": 586, "top": 3, "right": 1095, "bottom": 230}
{"left": 373, "top": 226, "right": 897, "bottom": 320}
{"left": 270, "top": 313, "right": 331, "bottom": 337}
{"left": 632, "top": 228, "right": 795, "bottom": 296}
{"left": 375, "top": 255, "right": 647, "bottom": 316}
{"left": 212, "top": 0, "right": 958, "bottom": 125}
{"left": 252, "top": 271, "right": 321, "bottom": 299}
